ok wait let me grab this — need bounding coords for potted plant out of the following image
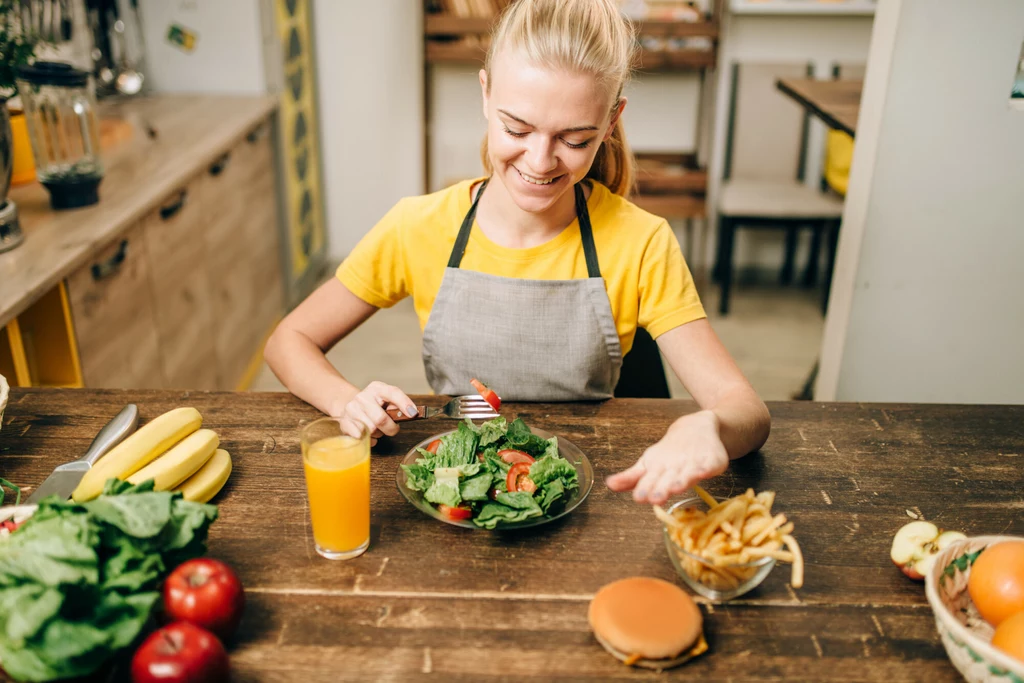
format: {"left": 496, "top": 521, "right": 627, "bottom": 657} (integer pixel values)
{"left": 0, "top": 0, "right": 49, "bottom": 188}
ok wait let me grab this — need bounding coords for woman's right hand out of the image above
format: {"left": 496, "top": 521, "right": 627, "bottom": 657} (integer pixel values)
{"left": 339, "top": 381, "right": 418, "bottom": 446}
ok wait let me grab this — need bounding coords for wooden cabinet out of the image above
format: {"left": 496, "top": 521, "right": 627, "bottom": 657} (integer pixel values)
{"left": 142, "top": 181, "right": 220, "bottom": 390}
{"left": 198, "top": 123, "right": 283, "bottom": 390}
{"left": 63, "top": 117, "right": 284, "bottom": 392}
{"left": 66, "top": 224, "right": 166, "bottom": 389}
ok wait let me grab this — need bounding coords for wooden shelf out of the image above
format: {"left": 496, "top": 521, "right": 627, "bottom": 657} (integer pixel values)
{"left": 426, "top": 41, "right": 489, "bottom": 63}
{"left": 632, "top": 193, "right": 706, "bottom": 219}
{"left": 637, "top": 48, "right": 716, "bottom": 71}
{"left": 424, "top": 14, "right": 718, "bottom": 71}
{"left": 425, "top": 15, "right": 718, "bottom": 38}
{"left": 636, "top": 169, "right": 707, "bottom": 194}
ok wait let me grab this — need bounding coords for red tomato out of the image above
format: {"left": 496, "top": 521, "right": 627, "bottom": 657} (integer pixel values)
{"left": 506, "top": 463, "right": 537, "bottom": 494}
{"left": 131, "top": 621, "right": 229, "bottom": 683}
{"left": 424, "top": 439, "right": 442, "bottom": 454}
{"left": 498, "top": 449, "right": 535, "bottom": 465}
{"left": 469, "top": 378, "right": 501, "bottom": 412}
{"left": 163, "top": 558, "right": 245, "bottom": 640}
{"left": 438, "top": 504, "right": 473, "bottom": 521}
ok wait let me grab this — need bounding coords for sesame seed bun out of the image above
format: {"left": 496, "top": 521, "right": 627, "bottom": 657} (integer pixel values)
{"left": 588, "top": 577, "right": 705, "bottom": 669}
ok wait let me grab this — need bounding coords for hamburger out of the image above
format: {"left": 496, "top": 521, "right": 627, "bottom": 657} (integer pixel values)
{"left": 588, "top": 577, "right": 707, "bottom": 670}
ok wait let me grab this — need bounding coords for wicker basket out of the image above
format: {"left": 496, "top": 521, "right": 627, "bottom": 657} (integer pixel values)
{"left": 924, "top": 535, "right": 1024, "bottom": 683}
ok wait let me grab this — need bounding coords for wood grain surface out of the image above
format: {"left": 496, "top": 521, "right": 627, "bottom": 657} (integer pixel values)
{"left": 2, "top": 389, "right": 1022, "bottom": 681}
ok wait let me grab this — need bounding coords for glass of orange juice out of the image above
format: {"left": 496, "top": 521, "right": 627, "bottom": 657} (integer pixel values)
{"left": 300, "top": 417, "right": 371, "bottom": 560}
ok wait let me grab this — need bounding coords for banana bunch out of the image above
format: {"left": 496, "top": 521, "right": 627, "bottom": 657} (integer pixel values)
{"left": 72, "top": 407, "right": 233, "bottom": 503}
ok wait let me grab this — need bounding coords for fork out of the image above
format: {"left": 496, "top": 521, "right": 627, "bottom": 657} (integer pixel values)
{"left": 385, "top": 395, "right": 499, "bottom": 422}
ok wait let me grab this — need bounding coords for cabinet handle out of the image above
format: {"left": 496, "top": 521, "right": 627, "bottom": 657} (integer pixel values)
{"left": 159, "top": 191, "right": 188, "bottom": 220}
{"left": 91, "top": 240, "right": 129, "bottom": 281}
{"left": 209, "top": 152, "right": 231, "bottom": 176}
{"left": 246, "top": 122, "right": 268, "bottom": 144}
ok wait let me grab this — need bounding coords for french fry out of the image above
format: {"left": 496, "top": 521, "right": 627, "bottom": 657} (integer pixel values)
{"left": 693, "top": 485, "right": 718, "bottom": 508}
{"left": 783, "top": 534, "right": 804, "bottom": 589}
{"left": 655, "top": 488, "right": 805, "bottom": 592}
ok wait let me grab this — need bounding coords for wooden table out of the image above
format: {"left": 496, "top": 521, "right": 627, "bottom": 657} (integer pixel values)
{"left": 3, "top": 390, "right": 1023, "bottom": 681}
{"left": 777, "top": 78, "right": 863, "bottom": 136}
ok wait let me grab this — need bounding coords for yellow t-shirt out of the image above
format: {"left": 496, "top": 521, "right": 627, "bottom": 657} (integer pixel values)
{"left": 336, "top": 178, "right": 705, "bottom": 355}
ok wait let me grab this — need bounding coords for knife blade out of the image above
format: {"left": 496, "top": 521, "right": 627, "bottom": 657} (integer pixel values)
{"left": 25, "top": 404, "right": 140, "bottom": 504}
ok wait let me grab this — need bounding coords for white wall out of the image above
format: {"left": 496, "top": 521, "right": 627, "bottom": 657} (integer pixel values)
{"left": 313, "top": 1, "right": 424, "bottom": 259}
{"left": 816, "top": 0, "right": 1024, "bottom": 403}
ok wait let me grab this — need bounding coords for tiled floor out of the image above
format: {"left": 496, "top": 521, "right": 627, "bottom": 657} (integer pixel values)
{"left": 250, "top": 278, "right": 826, "bottom": 402}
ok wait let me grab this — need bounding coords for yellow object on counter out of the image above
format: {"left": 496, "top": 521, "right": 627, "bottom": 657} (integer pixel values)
{"left": 824, "top": 130, "right": 854, "bottom": 197}
{"left": 10, "top": 112, "right": 35, "bottom": 186}
{"left": 72, "top": 407, "right": 203, "bottom": 502}
{"left": 175, "top": 448, "right": 233, "bottom": 503}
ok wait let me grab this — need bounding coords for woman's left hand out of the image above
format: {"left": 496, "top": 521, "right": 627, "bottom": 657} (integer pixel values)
{"left": 606, "top": 410, "right": 730, "bottom": 505}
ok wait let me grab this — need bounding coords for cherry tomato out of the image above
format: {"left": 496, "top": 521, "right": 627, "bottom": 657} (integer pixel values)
{"left": 438, "top": 504, "right": 473, "bottom": 521}
{"left": 498, "top": 449, "right": 535, "bottom": 465}
{"left": 163, "top": 558, "right": 245, "bottom": 640}
{"left": 506, "top": 463, "right": 537, "bottom": 494}
{"left": 469, "top": 378, "right": 501, "bottom": 413}
{"left": 424, "top": 439, "right": 442, "bottom": 454}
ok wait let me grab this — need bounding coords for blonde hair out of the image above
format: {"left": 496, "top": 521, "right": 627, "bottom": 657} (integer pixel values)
{"left": 481, "top": 0, "right": 637, "bottom": 197}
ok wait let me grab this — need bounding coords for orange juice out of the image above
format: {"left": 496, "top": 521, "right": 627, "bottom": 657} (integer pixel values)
{"left": 302, "top": 434, "right": 370, "bottom": 558}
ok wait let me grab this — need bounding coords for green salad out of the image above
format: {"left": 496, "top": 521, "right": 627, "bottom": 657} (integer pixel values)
{"left": 401, "top": 417, "right": 579, "bottom": 528}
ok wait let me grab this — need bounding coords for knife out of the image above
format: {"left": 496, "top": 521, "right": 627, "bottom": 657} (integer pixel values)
{"left": 25, "top": 404, "right": 140, "bottom": 504}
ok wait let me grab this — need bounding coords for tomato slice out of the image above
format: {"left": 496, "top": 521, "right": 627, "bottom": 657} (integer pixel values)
{"left": 437, "top": 503, "right": 473, "bottom": 521}
{"left": 470, "top": 378, "right": 501, "bottom": 413}
{"left": 424, "top": 439, "right": 442, "bottom": 454}
{"left": 506, "top": 462, "right": 537, "bottom": 494}
{"left": 498, "top": 449, "right": 535, "bottom": 465}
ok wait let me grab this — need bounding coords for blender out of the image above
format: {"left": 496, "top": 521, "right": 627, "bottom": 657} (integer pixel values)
{"left": 15, "top": 61, "right": 104, "bottom": 210}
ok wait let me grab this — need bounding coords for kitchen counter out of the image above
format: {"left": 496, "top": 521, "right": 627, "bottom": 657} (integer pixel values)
{"left": 3, "top": 389, "right": 1022, "bottom": 680}
{"left": 0, "top": 94, "right": 278, "bottom": 330}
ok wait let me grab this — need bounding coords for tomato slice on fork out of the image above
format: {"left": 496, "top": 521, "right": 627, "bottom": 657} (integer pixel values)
{"left": 469, "top": 378, "right": 501, "bottom": 413}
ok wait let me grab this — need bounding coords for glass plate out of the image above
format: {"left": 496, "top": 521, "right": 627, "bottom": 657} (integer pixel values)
{"left": 395, "top": 427, "right": 594, "bottom": 530}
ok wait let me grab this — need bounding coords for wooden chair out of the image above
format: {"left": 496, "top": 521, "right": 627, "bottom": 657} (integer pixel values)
{"left": 714, "top": 62, "right": 845, "bottom": 315}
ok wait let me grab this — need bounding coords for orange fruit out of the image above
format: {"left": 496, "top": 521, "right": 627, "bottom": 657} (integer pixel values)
{"left": 992, "top": 610, "right": 1024, "bottom": 663}
{"left": 968, "top": 541, "right": 1024, "bottom": 626}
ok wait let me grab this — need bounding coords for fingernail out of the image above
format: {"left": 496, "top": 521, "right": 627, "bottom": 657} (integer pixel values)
{"left": 406, "top": 405, "right": 418, "bottom": 417}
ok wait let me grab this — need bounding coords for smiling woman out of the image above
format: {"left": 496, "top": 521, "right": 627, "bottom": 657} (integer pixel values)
{"left": 264, "top": 0, "right": 770, "bottom": 507}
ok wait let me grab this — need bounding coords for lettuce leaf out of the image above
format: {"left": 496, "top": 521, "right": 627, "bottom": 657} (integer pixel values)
{"left": 504, "top": 418, "right": 532, "bottom": 446}
{"left": 529, "top": 455, "right": 578, "bottom": 491}
{"left": 402, "top": 463, "right": 434, "bottom": 493}
{"left": 477, "top": 416, "right": 508, "bottom": 447}
{"left": 537, "top": 479, "right": 565, "bottom": 514}
{"left": 424, "top": 479, "right": 461, "bottom": 508}
{"left": 473, "top": 497, "right": 544, "bottom": 528}
{"left": 0, "top": 479, "right": 217, "bottom": 681}
{"left": 459, "top": 473, "right": 492, "bottom": 501}
{"left": 432, "top": 421, "right": 480, "bottom": 469}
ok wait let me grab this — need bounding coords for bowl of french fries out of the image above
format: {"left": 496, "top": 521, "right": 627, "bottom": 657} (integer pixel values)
{"left": 655, "top": 486, "right": 804, "bottom": 602}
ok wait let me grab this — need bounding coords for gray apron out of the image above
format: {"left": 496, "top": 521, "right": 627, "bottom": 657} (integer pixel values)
{"left": 422, "top": 179, "right": 622, "bottom": 401}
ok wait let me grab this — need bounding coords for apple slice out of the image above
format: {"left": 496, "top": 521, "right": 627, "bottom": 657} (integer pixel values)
{"left": 890, "top": 521, "right": 966, "bottom": 581}
{"left": 891, "top": 521, "right": 939, "bottom": 578}
{"left": 911, "top": 530, "right": 967, "bottom": 579}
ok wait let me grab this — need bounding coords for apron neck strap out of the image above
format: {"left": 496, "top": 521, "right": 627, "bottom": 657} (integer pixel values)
{"left": 447, "top": 178, "right": 602, "bottom": 278}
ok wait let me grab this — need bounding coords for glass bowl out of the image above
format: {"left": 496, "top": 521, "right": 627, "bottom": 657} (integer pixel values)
{"left": 662, "top": 496, "right": 776, "bottom": 601}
